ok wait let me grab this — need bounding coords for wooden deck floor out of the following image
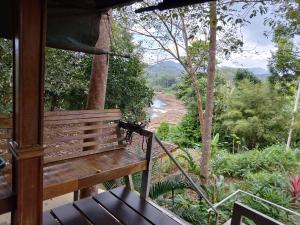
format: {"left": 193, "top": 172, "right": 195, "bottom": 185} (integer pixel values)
{"left": 43, "top": 187, "right": 186, "bottom": 225}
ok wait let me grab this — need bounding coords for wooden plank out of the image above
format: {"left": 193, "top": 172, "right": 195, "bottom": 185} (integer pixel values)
{"left": 81, "top": 138, "right": 121, "bottom": 148}
{"left": 44, "top": 112, "right": 121, "bottom": 122}
{"left": 44, "top": 145, "right": 126, "bottom": 164}
{"left": 0, "top": 144, "right": 9, "bottom": 149}
{"left": 74, "top": 198, "right": 121, "bottom": 225}
{"left": 43, "top": 150, "right": 146, "bottom": 199}
{"left": 111, "top": 187, "right": 181, "bottom": 225}
{"left": 44, "top": 130, "right": 117, "bottom": 145}
{"left": 51, "top": 204, "right": 91, "bottom": 225}
{"left": 44, "top": 123, "right": 117, "bottom": 135}
{"left": 0, "top": 114, "right": 11, "bottom": 119}
{"left": 0, "top": 118, "right": 12, "bottom": 129}
{"left": 45, "top": 117, "right": 121, "bottom": 126}
{"left": 43, "top": 211, "right": 60, "bottom": 225}
{"left": 94, "top": 192, "right": 152, "bottom": 225}
{"left": 45, "top": 109, "right": 120, "bottom": 117}
{"left": 0, "top": 133, "right": 12, "bottom": 139}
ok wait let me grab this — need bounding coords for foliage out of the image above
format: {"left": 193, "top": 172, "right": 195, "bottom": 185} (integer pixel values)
{"left": 0, "top": 39, "right": 12, "bottom": 112}
{"left": 105, "top": 24, "right": 154, "bottom": 122}
{"left": 176, "top": 149, "right": 200, "bottom": 175}
{"left": 213, "top": 145, "right": 300, "bottom": 177}
{"left": 268, "top": 36, "right": 300, "bottom": 95}
{"left": 149, "top": 175, "right": 193, "bottom": 199}
{"left": 45, "top": 48, "right": 89, "bottom": 111}
{"left": 0, "top": 24, "right": 153, "bottom": 122}
{"left": 156, "top": 122, "right": 171, "bottom": 140}
{"left": 221, "top": 80, "right": 291, "bottom": 148}
{"left": 172, "top": 72, "right": 228, "bottom": 147}
{"left": 289, "top": 175, "right": 300, "bottom": 203}
{"left": 234, "top": 69, "right": 260, "bottom": 84}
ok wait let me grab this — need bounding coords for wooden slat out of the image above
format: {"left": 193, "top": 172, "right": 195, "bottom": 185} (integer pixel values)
{"left": 111, "top": 187, "right": 181, "bottom": 225}
{"left": 74, "top": 198, "right": 121, "bottom": 225}
{"left": 0, "top": 133, "right": 12, "bottom": 139}
{"left": 43, "top": 150, "right": 146, "bottom": 200}
{"left": 0, "top": 118, "right": 12, "bottom": 129}
{"left": 43, "top": 123, "right": 118, "bottom": 136}
{"left": 82, "top": 138, "right": 121, "bottom": 148}
{"left": 44, "top": 145, "right": 126, "bottom": 164}
{"left": 43, "top": 211, "right": 60, "bottom": 225}
{"left": 45, "top": 109, "right": 120, "bottom": 117}
{"left": 45, "top": 117, "right": 121, "bottom": 126}
{"left": 51, "top": 204, "right": 91, "bottom": 225}
{"left": 44, "top": 112, "right": 121, "bottom": 122}
{"left": 94, "top": 192, "right": 152, "bottom": 225}
{"left": 0, "top": 144, "right": 9, "bottom": 149}
{"left": 0, "top": 114, "right": 11, "bottom": 119}
{"left": 44, "top": 130, "right": 117, "bottom": 145}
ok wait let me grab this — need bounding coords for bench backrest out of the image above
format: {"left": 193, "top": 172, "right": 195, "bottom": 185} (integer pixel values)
{"left": 0, "top": 109, "right": 125, "bottom": 165}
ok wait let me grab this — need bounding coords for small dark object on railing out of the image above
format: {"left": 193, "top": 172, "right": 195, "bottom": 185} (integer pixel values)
{"left": 0, "top": 157, "right": 6, "bottom": 170}
{"left": 119, "top": 121, "right": 147, "bottom": 144}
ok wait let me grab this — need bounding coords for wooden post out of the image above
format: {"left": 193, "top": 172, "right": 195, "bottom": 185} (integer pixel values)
{"left": 140, "top": 133, "right": 154, "bottom": 199}
{"left": 11, "top": 0, "right": 46, "bottom": 224}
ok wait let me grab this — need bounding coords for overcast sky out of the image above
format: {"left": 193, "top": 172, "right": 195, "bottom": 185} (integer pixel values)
{"left": 219, "top": 13, "right": 275, "bottom": 70}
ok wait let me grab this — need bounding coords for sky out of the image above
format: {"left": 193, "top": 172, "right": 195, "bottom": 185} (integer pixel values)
{"left": 219, "top": 13, "right": 275, "bottom": 70}
{"left": 137, "top": 4, "right": 278, "bottom": 71}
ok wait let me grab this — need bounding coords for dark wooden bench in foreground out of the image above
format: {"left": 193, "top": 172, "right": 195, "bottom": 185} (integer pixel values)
{"left": 43, "top": 186, "right": 187, "bottom": 225}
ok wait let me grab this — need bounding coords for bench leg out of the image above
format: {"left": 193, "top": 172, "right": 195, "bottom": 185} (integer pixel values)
{"left": 74, "top": 191, "right": 79, "bottom": 201}
{"left": 124, "top": 175, "right": 135, "bottom": 191}
{"left": 140, "top": 133, "right": 154, "bottom": 199}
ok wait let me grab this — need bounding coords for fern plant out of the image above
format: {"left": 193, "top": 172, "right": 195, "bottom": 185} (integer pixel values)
{"left": 150, "top": 174, "right": 194, "bottom": 199}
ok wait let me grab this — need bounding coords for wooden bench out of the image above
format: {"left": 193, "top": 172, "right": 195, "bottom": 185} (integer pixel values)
{"left": 43, "top": 186, "right": 187, "bottom": 225}
{"left": 0, "top": 109, "right": 154, "bottom": 213}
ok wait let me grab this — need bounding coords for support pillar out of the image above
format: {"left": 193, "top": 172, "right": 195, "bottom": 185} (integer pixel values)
{"left": 11, "top": 0, "right": 46, "bottom": 224}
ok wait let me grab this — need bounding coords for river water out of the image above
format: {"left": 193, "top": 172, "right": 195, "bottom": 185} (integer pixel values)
{"left": 150, "top": 99, "right": 167, "bottom": 119}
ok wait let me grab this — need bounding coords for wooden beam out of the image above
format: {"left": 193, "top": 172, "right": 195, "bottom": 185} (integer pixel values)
{"left": 11, "top": 0, "right": 46, "bottom": 224}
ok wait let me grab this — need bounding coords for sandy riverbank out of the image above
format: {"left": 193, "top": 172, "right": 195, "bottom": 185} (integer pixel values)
{"left": 148, "top": 92, "right": 187, "bottom": 131}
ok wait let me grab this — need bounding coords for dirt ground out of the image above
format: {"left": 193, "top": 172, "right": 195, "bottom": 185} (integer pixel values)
{"left": 148, "top": 92, "right": 187, "bottom": 131}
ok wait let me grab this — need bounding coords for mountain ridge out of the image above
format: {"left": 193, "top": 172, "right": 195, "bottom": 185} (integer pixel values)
{"left": 147, "top": 60, "right": 271, "bottom": 80}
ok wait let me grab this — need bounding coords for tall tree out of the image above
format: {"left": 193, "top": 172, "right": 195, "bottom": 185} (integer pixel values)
{"left": 87, "top": 10, "right": 112, "bottom": 111}
{"left": 119, "top": 0, "right": 264, "bottom": 182}
{"left": 80, "top": 9, "right": 112, "bottom": 198}
{"left": 200, "top": 1, "right": 217, "bottom": 182}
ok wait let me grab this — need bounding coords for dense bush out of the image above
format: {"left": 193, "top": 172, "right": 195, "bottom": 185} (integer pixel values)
{"left": 213, "top": 145, "right": 300, "bottom": 177}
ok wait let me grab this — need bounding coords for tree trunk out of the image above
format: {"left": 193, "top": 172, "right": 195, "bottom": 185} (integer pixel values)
{"left": 200, "top": 1, "right": 217, "bottom": 183}
{"left": 286, "top": 79, "right": 300, "bottom": 150}
{"left": 80, "top": 9, "right": 112, "bottom": 198}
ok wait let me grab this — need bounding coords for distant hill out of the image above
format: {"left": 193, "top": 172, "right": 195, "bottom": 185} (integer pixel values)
{"left": 219, "top": 66, "right": 271, "bottom": 80}
{"left": 147, "top": 60, "right": 185, "bottom": 77}
{"left": 147, "top": 61, "right": 271, "bottom": 80}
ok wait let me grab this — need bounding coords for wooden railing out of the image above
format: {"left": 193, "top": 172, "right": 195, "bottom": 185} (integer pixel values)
{"left": 231, "top": 202, "right": 285, "bottom": 225}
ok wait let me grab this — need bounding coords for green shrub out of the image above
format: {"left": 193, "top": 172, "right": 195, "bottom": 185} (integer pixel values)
{"left": 213, "top": 145, "right": 300, "bottom": 177}
{"left": 156, "top": 122, "right": 171, "bottom": 140}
